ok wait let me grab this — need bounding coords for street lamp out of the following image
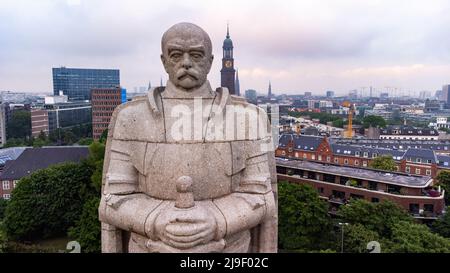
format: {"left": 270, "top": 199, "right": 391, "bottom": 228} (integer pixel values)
{"left": 338, "top": 222, "right": 349, "bottom": 253}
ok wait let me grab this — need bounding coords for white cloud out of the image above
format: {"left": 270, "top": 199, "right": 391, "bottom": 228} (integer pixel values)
{"left": 0, "top": 0, "right": 450, "bottom": 95}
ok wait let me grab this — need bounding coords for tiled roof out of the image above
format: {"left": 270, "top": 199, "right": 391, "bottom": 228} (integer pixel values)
{"left": 0, "top": 146, "right": 89, "bottom": 180}
{"left": 292, "top": 135, "right": 324, "bottom": 151}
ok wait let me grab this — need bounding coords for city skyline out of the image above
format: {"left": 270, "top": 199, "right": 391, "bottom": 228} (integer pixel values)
{"left": 1, "top": 0, "right": 450, "bottom": 95}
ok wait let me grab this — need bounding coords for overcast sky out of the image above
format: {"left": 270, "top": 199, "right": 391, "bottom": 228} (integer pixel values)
{"left": 1, "top": 0, "right": 450, "bottom": 96}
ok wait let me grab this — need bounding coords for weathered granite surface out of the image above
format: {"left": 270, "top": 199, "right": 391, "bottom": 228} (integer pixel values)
{"left": 99, "top": 22, "right": 278, "bottom": 253}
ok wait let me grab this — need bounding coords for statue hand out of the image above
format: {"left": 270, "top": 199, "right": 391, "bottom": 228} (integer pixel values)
{"left": 154, "top": 204, "right": 217, "bottom": 249}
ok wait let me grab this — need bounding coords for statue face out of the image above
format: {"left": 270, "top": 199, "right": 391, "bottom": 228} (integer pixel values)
{"left": 161, "top": 23, "right": 214, "bottom": 91}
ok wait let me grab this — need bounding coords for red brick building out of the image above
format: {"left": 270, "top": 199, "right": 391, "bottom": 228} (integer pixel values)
{"left": 30, "top": 108, "right": 49, "bottom": 137}
{"left": 91, "top": 87, "right": 126, "bottom": 140}
{"left": 277, "top": 158, "right": 445, "bottom": 220}
{"left": 277, "top": 133, "right": 441, "bottom": 178}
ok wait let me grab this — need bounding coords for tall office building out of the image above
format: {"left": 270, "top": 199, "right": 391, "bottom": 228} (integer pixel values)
{"left": 52, "top": 67, "right": 120, "bottom": 101}
{"left": 91, "top": 87, "right": 127, "bottom": 140}
{"left": 326, "top": 91, "right": 335, "bottom": 98}
{"left": 245, "top": 89, "right": 257, "bottom": 103}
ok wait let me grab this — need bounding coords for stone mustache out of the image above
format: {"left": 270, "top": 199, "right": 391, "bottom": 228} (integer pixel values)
{"left": 99, "top": 22, "right": 278, "bottom": 253}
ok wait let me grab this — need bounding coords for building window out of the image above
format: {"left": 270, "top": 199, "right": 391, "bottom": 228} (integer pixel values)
{"left": 355, "top": 151, "right": 360, "bottom": 157}
{"left": 416, "top": 158, "right": 421, "bottom": 163}
{"left": 415, "top": 168, "right": 421, "bottom": 175}
{"left": 318, "top": 155, "right": 322, "bottom": 161}
{"left": 344, "top": 159, "right": 348, "bottom": 165}
{"left": 354, "top": 160, "right": 359, "bottom": 166}
{"left": 326, "top": 156, "right": 331, "bottom": 162}
{"left": 303, "top": 153, "right": 307, "bottom": 159}
{"left": 424, "top": 204, "right": 434, "bottom": 213}
{"left": 405, "top": 166, "right": 410, "bottom": 173}
{"left": 334, "top": 158, "right": 339, "bottom": 164}
{"left": 409, "top": 203, "right": 419, "bottom": 214}
{"left": 363, "top": 152, "right": 368, "bottom": 158}
{"left": 3, "top": 194, "right": 10, "bottom": 200}
{"left": 295, "top": 152, "right": 299, "bottom": 158}
{"left": 371, "top": 197, "right": 380, "bottom": 203}
{"left": 426, "top": 169, "right": 431, "bottom": 176}
{"left": 318, "top": 187, "right": 324, "bottom": 194}
{"left": 368, "top": 181, "right": 378, "bottom": 190}
{"left": 363, "top": 161, "right": 367, "bottom": 167}
{"left": 311, "top": 154, "right": 316, "bottom": 160}
{"left": 2, "top": 181, "right": 10, "bottom": 190}
{"left": 281, "top": 151, "right": 286, "bottom": 156}
{"left": 13, "top": 180, "right": 19, "bottom": 188}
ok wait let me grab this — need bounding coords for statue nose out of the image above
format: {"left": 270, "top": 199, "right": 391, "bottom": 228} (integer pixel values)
{"left": 181, "top": 53, "right": 192, "bottom": 69}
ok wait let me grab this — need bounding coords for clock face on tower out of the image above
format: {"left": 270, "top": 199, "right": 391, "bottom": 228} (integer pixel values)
{"left": 225, "top": 60, "right": 233, "bottom": 68}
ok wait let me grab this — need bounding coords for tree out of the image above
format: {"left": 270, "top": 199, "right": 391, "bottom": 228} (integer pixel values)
{"left": 68, "top": 141, "right": 105, "bottom": 252}
{"left": 369, "top": 155, "right": 396, "bottom": 172}
{"left": 278, "top": 181, "right": 334, "bottom": 251}
{"left": 338, "top": 199, "right": 413, "bottom": 238}
{"left": 6, "top": 110, "right": 31, "bottom": 139}
{"left": 362, "top": 115, "right": 386, "bottom": 129}
{"left": 436, "top": 171, "right": 450, "bottom": 205}
{"left": 332, "top": 119, "right": 344, "bottom": 128}
{"left": 99, "top": 129, "right": 108, "bottom": 144}
{"left": 68, "top": 197, "right": 100, "bottom": 253}
{"left": 385, "top": 221, "right": 450, "bottom": 253}
{"left": 432, "top": 207, "right": 450, "bottom": 238}
{"left": 3, "top": 162, "right": 94, "bottom": 241}
{"left": 342, "top": 224, "right": 379, "bottom": 253}
{"left": 0, "top": 199, "right": 7, "bottom": 220}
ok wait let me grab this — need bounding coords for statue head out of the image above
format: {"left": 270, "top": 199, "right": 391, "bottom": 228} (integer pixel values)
{"left": 161, "top": 22, "right": 214, "bottom": 91}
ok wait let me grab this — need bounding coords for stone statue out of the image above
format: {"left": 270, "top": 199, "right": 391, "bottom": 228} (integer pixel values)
{"left": 98, "top": 22, "right": 278, "bottom": 253}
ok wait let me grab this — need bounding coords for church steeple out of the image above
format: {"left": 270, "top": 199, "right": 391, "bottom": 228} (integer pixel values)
{"left": 235, "top": 69, "right": 240, "bottom": 96}
{"left": 221, "top": 22, "right": 236, "bottom": 95}
{"left": 268, "top": 81, "right": 272, "bottom": 98}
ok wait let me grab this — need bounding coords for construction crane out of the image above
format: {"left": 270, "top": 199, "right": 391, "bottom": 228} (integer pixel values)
{"left": 342, "top": 101, "right": 355, "bottom": 138}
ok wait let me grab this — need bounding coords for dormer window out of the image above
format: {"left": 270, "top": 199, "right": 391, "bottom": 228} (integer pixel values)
{"left": 363, "top": 152, "right": 368, "bottom": 157}
{"left": 416, "top": 158, "right": 421, "bottom": 163}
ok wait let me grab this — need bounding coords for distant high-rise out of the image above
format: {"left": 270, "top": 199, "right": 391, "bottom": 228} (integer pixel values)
{"left": 0, "top": 104, "right": 6, "bottom": 147}
{"left": 304, "top": 91, "right": 312, "bottom": 97}
{"left": 326, "top": 91, "right": 334, "bottom": 98}
{"left": 234, "top": 69, "right": 240, "bottom": 96}
{"left": 91, "top": 87, "right": 127, "bottom": 140}
{"left": 245, "top": 89, "right": 257, "bottom": 103}
{"left": 443, "top": 85, "right": 450, "bottom": 105}
{"left": 52, "top": 67, "right": 120, "bottom": 101}
{"left": 268, "top": 81, "right": 272, "bottom": 98}
{"left": 220, "top": 24, "right": 236, "bottom": 95}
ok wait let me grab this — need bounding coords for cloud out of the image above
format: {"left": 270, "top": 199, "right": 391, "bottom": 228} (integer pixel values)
{"left": 1, "top": 0, "right": 450, "bottom": 95}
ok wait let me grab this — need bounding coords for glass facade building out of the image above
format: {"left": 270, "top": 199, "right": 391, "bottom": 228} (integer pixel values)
{"left": 52, "top": 67, "right": 120, "bottom": 101}
{"left": 45, "top": 101, "right": 92, "bottom": 132}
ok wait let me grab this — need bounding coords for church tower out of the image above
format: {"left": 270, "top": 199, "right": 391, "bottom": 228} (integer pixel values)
{"left": 220, "top": 24, "right": 236, "bottom": 95}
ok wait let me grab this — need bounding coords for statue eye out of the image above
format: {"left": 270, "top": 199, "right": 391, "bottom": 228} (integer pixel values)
{"left": 170, "top": 53, "right": 182, "bottom": 60}
{"left": 191, "top": 53, "right": 203, "bottom": 60}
